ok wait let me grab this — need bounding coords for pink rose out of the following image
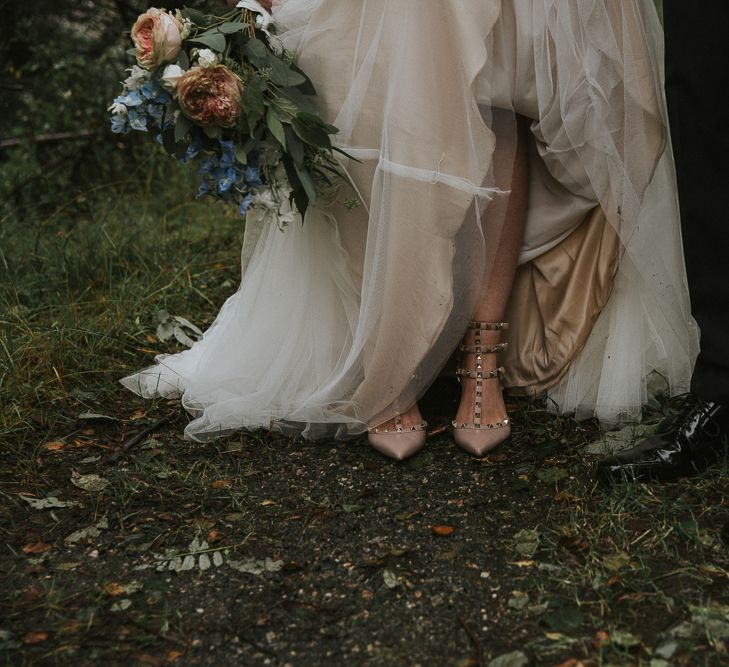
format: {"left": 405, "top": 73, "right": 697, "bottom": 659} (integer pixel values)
{"left": 177, "top": 65, "right": 245, "bottom": 128}
{"left": 131, "top": 8, "right": 182, "bottom": 70}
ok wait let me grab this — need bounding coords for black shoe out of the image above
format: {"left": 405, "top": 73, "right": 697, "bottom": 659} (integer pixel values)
{"left": 596, "top": 394, "right": 728, "bottom": 483}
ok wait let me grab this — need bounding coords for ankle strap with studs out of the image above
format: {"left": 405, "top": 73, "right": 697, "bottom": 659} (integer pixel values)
{"left": 369, "top": 414, "right": 428, "bottom": 434}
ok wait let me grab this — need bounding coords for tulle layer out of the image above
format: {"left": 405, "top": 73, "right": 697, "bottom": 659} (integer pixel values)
{"left": 121, "top": 0, "right": 698, "bottom": 440}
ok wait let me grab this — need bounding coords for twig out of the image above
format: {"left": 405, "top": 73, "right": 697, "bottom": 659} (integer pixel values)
{"left": 111, "top": 415, "right": 173, "bottom": 460}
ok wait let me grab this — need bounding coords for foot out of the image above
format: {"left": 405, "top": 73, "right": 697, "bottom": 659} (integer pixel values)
{"left": 368, "top": 404, "right": 427, "bottom": 461}
{"left": 453, "top": 324, "right": 511, "bottom": 457}
{"left": 596, "top": 394, "right": 728, "bottom": 483}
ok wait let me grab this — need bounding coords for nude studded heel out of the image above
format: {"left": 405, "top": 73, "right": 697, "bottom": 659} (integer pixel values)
{"left": 452, "top": 321, "right": 511, "bottom": 457}
{"left": 368, "top": 413, "right": 428, "bottom": 461}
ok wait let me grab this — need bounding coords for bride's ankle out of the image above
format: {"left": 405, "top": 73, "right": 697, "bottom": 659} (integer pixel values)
{"left": 372, "top": 404, "right": 424, "bottom": 431}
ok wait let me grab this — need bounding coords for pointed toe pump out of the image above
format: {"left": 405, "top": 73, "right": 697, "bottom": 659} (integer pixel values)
{"left": 368, "top": 414, "right": 428, "bottom": 461}
{"left": 452, "top": 321, "right": 512, "bottom": 457}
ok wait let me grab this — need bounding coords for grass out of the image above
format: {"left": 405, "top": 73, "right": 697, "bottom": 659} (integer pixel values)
{"left": 1, "top": 159, "right": 728, "bottom": 666}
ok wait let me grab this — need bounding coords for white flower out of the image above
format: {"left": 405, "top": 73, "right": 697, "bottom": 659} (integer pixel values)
{"left": 123, "top": 65, "right": 150, "bottom": 90}
{"left": 107, "top": 101, "right": 128, "bottom": 115}
{"left": 175, "top": 10, "right": 192, "bottom": 39}
{"left": 236, "top": 0, "right": 272, "bottom": 29}
{"left": 195, "top": 49, "right": 219, "bottom": 68}
{"left": 253, "top": 188, "right": 277, "bottom": 210}
{"left": 160, "top": 64, "right": 184, "bottom": 92}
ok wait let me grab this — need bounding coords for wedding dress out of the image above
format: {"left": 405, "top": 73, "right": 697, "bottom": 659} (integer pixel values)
{"left": 121, "top": 0, "right": 699, "bottom": 441}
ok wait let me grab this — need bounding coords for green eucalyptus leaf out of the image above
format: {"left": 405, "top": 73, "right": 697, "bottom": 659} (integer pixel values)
{"left": 267, "top": 111, "right": 286, "bottom": 148}
{"left": 294, "top": 162, "right": 317, "bottom": 204}
{"left": 190, "top": 32, "right": 226, "bottom": 52}
{"left": 290, "top": 63, "right": 316, "bottom": 96}
{"left": 243, "top": 84, "right": 266, "bottom": 135}
{"left": 218, "top": 21, "right": 247, "bottom": 34}
{"left": 177, "top": 50, "right": 190, "bottom": 70}
{"left": 234, "top": 146, "right": 248, "bottom": 165}
{"left": 245, "top": 39, "right": 270, "bottom": 69}
{"left": 279, "top": 87, "right": 317, "bottom": 114}
{"left": 203, "top": 124, "right": 222, "bottom": 139}
{"left": 126, "top": 47, "right": 137, "bottom": 57}
{"left": 273, "top": 98, "right": 299, "bottom": 119}
{"left": 175, "top": 113, "right": 193, "bottom": 143}
{"left": 292, "top": 119, "right": 331, "bottom": 150}
{"left": 183, "top": 8, "right": 212, "bottom": 27}
{"left": 284, "top": 126, "right": 304, "bottom": 166}
{"left": 268, "top": 57, "right": 306, "bottom": 87}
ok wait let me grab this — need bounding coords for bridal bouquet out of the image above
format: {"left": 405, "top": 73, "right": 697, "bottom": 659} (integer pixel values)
{"left": 109, "top": 1, "right": 346, "bottom": 223}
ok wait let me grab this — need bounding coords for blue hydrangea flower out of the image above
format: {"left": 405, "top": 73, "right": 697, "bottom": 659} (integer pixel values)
{"left": 128, "top": 110, "right": 148, "bottom": 132}
{"left": 110, "top": 115, "right": 130, "bottom": 134}
{"left": 239, "top": 195, "right": 253, "bottom": 216}
{"left": 140, "top": 80, "right": 172, "bottom": 105}
{"left": 245, "top": 166, "right": 263, "bottom": 188}
{"left": 146, "top": 103, "right": 164, "bottom": 127}
{"left": 199, "top": 156, "right": 217, "bottom": 175}
{"left": 120, "top": 90, "right": 143, "bottom": 107}
{"left": 197, "top": 180, "right": 210, "bottom": 198}
{"left": 215, "top": 167, "right": 239, "bottom": 194}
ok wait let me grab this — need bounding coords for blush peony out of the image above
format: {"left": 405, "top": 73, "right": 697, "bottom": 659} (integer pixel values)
{"left": 177, "top": 65, "right": 245, "bottom": 128}
{"left": 131, "top": 8, "right": 182, "bottom": 70}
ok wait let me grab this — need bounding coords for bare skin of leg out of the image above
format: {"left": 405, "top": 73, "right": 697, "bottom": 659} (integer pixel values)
{"left": 371, "top": 111, "right": 529, "bottom": 433}
{"left": 455, "top": 110, "right": 530, "bottom": 428}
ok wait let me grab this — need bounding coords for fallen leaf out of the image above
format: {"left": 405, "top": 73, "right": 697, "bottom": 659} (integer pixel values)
{"left": 211, "top": 479, "right": 232, "bottom": 489}
{"left": 611, "top": 630, "right": 641, "bottom": 648}
{"left": 227, "top": 557, "right": 284, "bottom": 575}
{"left": 110, "top": 599, "right": 132, "bottom": 612}
{"left": 20, "top": 495, "right": 81, "bottom": 510}
{"left": 43, "top": 441, "right": 65, "bottom": 452}
{"left": 556, "top": 660, "right": 586, "bottom": 667}
{"left": 78, "top": 412, "right": 119, "bottom": 422}
{"left": 70, "top": 471, "right": 110, "bottom": 492}
{"left": 64, "top": 517, "right": 108, "bottom": 546}
{"left": 513, "top": 529, "right": 540, "bottom": 558}
{"left": 23, "top": 542, "right": 52, "bottom": 555}
{"left": 542, "top": 603, "right": 584, "bottom": 632}
{"left": 601, "top": 552, "right": 632, "bottom": 572}
{"left": 383, "top": 569, "right": 402, "bottom": 588}
{"left": 22, "top": 631, "right": 49, "bottom": 644}
{"left": 592, "top": 631, "right": 610, "bottom": 649}
{"left": 487, "top": 650, "right": 529, "bottom": 667}
{"left": 206, "top": 529, "right": 223, "bottom": 543}
{"left": 105, "top": 582, "right": 126, "bottom": 596}
{"left": 260, "top": 499, "right": 275, "bottom": 506}
{"left": 432, "top": 525, "right": 455, "bottom": 536}
{"left": 166, "top": 650, "right": 184, "bottom": 663}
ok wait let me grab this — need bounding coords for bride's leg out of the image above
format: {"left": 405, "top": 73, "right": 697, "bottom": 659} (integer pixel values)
{"left": 455, "top": 110, "right": 530, "bottom": 429}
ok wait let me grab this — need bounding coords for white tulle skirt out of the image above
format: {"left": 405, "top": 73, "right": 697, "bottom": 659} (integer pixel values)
{"left": 121, "top": 0, "right": 698, "bottom": 441}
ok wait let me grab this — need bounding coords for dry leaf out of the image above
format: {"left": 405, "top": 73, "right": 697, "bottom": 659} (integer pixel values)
{"left": 104, "top": 582, "right": 126, "bottom": 596}
{"left": 260, "top": 499, "right": 275, "bottom": 506}
{"left": 70, "top": 471, "right": 110, "bottom": 492}
{"left": 592, "top": 631, "right": 610, "bottom": 649}
{"left": 23, "top": 542, "right": 52, "bottom": 555}
{"left": 431, "top": 525, "right": 455, "bottom": 536}
{"left": 166, "top": 650, "right": 184, "bottom": 663}
{"left": 22, "top": 631, "right": 49, "bottom": 644}
{"left": 206, "top": 529, "right": 222, "bottom": 543}
{"left": 556, "top": 660, "right": 586, "bottom": 667}
{"left": 211, "top": 479, "right": 232, "bottom": 489}
{"left": 43, "top": 441, "right": 65, "bottom": 452}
